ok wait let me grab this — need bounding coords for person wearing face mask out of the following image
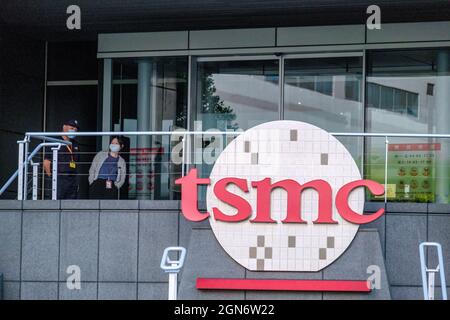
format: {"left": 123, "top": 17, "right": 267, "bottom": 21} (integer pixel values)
{"left": 88, "top": 136, "right": 127, "bottom": 199}
{"left": 43, "top": 119, "right": 81, "bottom": 199}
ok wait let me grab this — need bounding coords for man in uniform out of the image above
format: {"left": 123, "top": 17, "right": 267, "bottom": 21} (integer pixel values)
{"left": 43, "top": 119, "right": 80, "bottom": 199}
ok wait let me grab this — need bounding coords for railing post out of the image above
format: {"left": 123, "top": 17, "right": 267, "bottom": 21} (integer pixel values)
{"left": 160, "top": 247, "right": 187, "bottom": 300}
{"left": 31, "top": 162, "right": 39, "bottom": 200}
{"left": 51, "top": 145, "right": 60, "bottom": 200}
{"left": 420, "top": 242, "right": 448, "bottom": 300}
{"left": 23, "top": 137, "right": 30, "bottom": 200}
{"left": 17, "top": 140, "right": 25, "bottom": 200}
{"left": 181, "top": 134, "right": 186, "bottom": 177}
{"left": 384, "top": 136, "right": 389, "bottom": 204}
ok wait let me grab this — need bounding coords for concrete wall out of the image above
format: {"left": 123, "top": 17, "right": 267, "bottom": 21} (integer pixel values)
{"left": 0, "top": 200, "right": 449, "bottom": 300}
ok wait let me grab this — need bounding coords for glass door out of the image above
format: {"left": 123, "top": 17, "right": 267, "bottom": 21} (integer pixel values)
{"left": 111, "top": 57, "right": 188, "bottom": 200}
{"left": 194, "top": 57, "right": 280, "bottom": 132}
{"left": 193, "top": 56, "right": 281, "bottom": 200}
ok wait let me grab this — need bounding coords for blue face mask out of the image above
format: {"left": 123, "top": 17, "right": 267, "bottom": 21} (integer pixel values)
{"left": 67, "top": 129, "right": 76, "bottom": 139}
{"left": 109, "top": 144, "right": 121, "bottom": 153}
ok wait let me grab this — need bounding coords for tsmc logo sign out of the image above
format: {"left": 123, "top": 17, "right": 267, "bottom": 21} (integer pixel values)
{"left": 176, "top": 121, "right": 385, "bottom": 272}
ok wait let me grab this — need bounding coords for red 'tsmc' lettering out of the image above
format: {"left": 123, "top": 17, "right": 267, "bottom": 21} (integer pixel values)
{"left": 175, "top": 169, "right": 385, "bottom": 224}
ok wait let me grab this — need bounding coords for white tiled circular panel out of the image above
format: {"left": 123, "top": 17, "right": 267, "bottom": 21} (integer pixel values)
{"left": 207, "top": 120, "right": 363, "bottom": 272}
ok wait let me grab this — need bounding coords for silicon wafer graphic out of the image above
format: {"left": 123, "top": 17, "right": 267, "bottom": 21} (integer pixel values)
{"left": 207, "top": 120, "right": 363, "bottom": 272}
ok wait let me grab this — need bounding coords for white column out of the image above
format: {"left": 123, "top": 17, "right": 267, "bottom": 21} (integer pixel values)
{"left": 137, "top": 60, "right": 153, "bottom": 199}
{"left": 435, "top": 51, "right": 450, "bottom": 203}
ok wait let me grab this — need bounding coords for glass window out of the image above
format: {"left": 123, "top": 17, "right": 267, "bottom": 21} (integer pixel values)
{"left": 316, "top": 75, "right": 333, "bottom": 96}
{"left": 195, "top": 59, "right": 279, "bottom": 131}
{"left": 406, "top": 92, "right": 419, "bottom": 117}
{"left": 284, "top": 57, "right": 363, "bottom": 132}
{"left": 345, "top": 76, "right": 361, "bottom": 102}
{"left": 393, "top": 88, "right": 407, "bottom": 114}
{"left": 110, "top": 57, "right": 188, "bottom": 200}
{"left": 283, "top": 56, "right": 363, "bottom": 164}
{"left": 366, "top": 49, "right": 450, "bottom": 203}
{"left": 380, "top": 85, "right": 394, "bottom": 111}
{"left": 367, "top": 82, "right": 380, "bottom": 109}
{"left": 194, "top": 59, "right": 279, "bottom": 200}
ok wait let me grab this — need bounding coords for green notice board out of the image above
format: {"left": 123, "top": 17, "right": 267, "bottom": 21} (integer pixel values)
{"left": 384, "top": 143, "right": 439, "bottom": 202}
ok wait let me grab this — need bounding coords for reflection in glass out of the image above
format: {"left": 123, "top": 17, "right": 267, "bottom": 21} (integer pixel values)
{"left": 111, "top": 57, "right": 188, "bottom": 200}
{"left": 366, "top": 49, "right": 450, "bottom": 203}
{"left": 283, "top": 57, "right": 363, "bottom": 166}
{"left": 195, "top": 60, "right": 279, "bottom": 200}
{"left": 196, "top": 60, "right": 279, "bottom": 131}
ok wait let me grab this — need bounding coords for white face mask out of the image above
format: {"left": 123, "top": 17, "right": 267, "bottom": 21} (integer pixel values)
{"left": 109, "top": 144, "right": 121, "bottom": 153}
{"left": 67, "top": 129, "right": 77, "bottom": 139}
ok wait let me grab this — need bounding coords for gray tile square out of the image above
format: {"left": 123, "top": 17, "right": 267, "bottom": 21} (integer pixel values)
{"left": 0, "top": 211, "right": 21, "bottom": 280}
{"left": 257, "top": 235, "right": 265, "bottom": 247}
{"left": 323, "top": 292, "right": 374, "bottom": 300}
{"left": 21, "top": 211, "right": 60, "bottom": 281}
{"left": 427, "top": 215, "right": 450, "bottom": 284}
{"left": 257, "top": 259, "right": 264, "bottom": 270}
{"left": 23, "top": 200, "right": 60, "bottom": 210}
{"left": 288, "top": 236, "right": 296, "bottom": 248}
{"left": 3, "top": 281, "right": 20, "bottom": 300}
{"left": 59, "top": 282, "right": 97, "bottom": 300}
{"left": 323, "top": 229, "right": 391, "bottom": 300}
{"left": 249, "top": 247, "right": 257, "bottom": 259}
{"left": 138, "top": 283, "right": 168, "bottom": 300}
{"left": 100, "top": 200, "right": 139, "bottom": 210}
{"left": 98, "top": 282, "right": 137, "bottom": 300}
{"left": 265, "top": 247, "right": 272, "bottom": 259}
{"left": 390, "top": 286, "right": 423, "bottom": 300}
{"left": 21, "top": 282, "right": 58, "bottom": 300}
{"left": 364, "top": 202, "right": 386, "bottom": 213}
{"left": 321, "top": 153, "right": 328, "bottom": 165}
{"left": 361, "top": 215, "right": 386, "bottom": 257}
{"left": 428, "top": 203, "right": 450, "bottom": 214}
{"left": 251, "top": 153, "right": 258, "bottom": 165}
{"left": 0, "top": 200, "right": 22, "bottom": 210}
{"left": 139, "top": 200, "right": 180, "bottom": 210}
{"left": 386, "top": 214, "right": 427, "bottom": 286}
{"left": 177, "top": 229, "right": 245, "bottom": 299}
{"left": 59, "top": 211, "right": 99, "bottom": 281}
{"left": 99, "top": 211, "right": 138, "bottom": 282}
{"left": 386, "top": 203, "right": 427, "bottom": 213}
{"left": 244, "top": 141, "right": 250, "bottom": 153}
{"left": 138, "top": 211, "right": 178, "bottom": 282}
{"left": 246, "top": 270, "right": 323, "bottom": 280}
{"left": 319, "top": 248, "right": 327, "bottom": 260}
{"left": 290, "top": 129, "right": 298, "bottom": 141}
{"left": 178, "top": 215, "right": 210, "bottom": 249}
{"left": 327, "top": 236, "right": 334, "bottom": 249}
{"left": 61, "top": 200, "right": 99, "bottom": 210}
{"left": 247, "top": 291, "right": 321, "bottom": 300}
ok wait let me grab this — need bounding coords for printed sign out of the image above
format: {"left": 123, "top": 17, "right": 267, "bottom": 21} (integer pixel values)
{"left": 387, "top": 143, "right": 439, "bottom": 202}
{"left": 129, "top": 147, "right": 164, "bottom": 198}
{"left": 176, "top": 120, "right": 385, "bottom": 272}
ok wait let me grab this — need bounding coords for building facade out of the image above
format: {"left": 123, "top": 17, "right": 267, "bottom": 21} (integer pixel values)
{"left": 1, "top": 1, "right": 450, "bottom": 300}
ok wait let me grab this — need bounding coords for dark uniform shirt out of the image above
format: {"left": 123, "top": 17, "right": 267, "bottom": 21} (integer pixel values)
{"left": 44, "top": 139, "right": 80, "bottom": 175}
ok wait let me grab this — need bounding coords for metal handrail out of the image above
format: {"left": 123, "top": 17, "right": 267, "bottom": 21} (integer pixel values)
{"left": 24, "top": 131, "right": 450, "bottom": 138}
{"left": 25, "top": 131, "right": 243, "bottom": 137}
{"left": 3, "top": 130, "right": 450, "bottom": 200}
{"left": 0, "top": 140, "right": 71, "bottom": 197}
